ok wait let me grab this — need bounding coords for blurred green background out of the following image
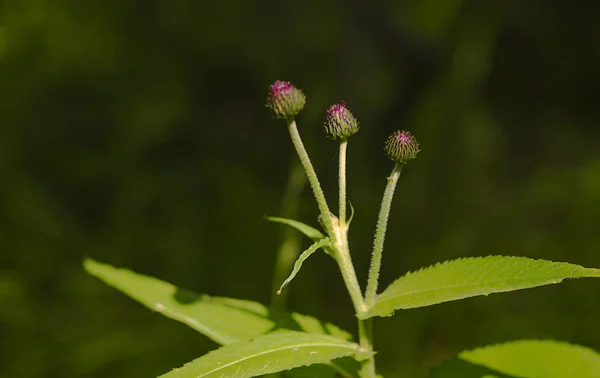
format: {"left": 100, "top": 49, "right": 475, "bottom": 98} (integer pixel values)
{"left": 1, "top": 0, "right": 600, "bottom": 377}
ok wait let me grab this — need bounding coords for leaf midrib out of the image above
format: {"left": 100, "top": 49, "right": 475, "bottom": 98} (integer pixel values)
{"left": 196, "top": 340, "right": 357, "bottom": 377}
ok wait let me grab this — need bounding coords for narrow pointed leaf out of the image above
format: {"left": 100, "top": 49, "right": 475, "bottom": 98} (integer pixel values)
{"left": 432, "top": 339, "right": 600, "bottom": 378}
{"left": 84, "top": 259, "right": 351, "bottom": 345}
{"left": 278, "top": 238, "right": 330, "bottom": 295}
{"left": 265, "top": 216, "right": 325, "bottom": 241}
{"left": 159, "top": 330, "right": 360, "bottom": 378}
{"left": 347, "top": 201, "right": 355, "bottom": 226}
{"left": 360, "top": 256, "right": 600, "bottom": 318}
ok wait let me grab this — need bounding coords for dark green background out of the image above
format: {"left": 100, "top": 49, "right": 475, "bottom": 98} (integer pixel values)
{"left": 1, "top": 1, "right": 599, "bottom": 377}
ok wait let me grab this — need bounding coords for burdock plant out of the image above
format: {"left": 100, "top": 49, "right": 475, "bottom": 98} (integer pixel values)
{"left": 85, "top": 80, "right": 600, "bottom": 377}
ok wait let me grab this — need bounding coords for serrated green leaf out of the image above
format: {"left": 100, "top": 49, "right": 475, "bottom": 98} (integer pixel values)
{"left": 159, "top": 331, "right": 360, "bottom": 378}
{"left": 266, "top": 356, "right": 359, "bottom": 378}
{"left": 277, "top": 238, "right": 330, "bottom": 295}
{"left": 460, "top": 339, "right": 600, "bottom": 378}
{"left": 361, "top": 256, "right": 600, "bottom": 318}
{"left": 84, "top": 259, "right": 352, "bottom": 345}
{"left": 281, "top": 357, "right": 360, "bottom": 378}
{"left": 265, "top": 216, "right": 325, "bottom": 241}
{"left": 280, "top": 364, "right": 340, "bottom": 378}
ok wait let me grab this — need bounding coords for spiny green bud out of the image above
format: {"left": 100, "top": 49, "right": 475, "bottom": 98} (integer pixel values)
{"left": 324, "top": 102, "right": 359, "bottom": 141}
{"left": 384, "top": 130, "right": 420, "bottom": 163}
{"left": 266, "top": 80, "right": 306, "bottom": 119}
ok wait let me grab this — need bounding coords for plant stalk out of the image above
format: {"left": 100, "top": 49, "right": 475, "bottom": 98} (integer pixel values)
{"left": 337, "top": 140, "right": 376, "bottom": 377}
{"left": 334, "top": 217, "right": 375, "bottom": 377}
{"left": 338, "top": 141, "right": 348, "bottom": 226}
{"left": 358, "top": 318, "right": 376, "bottom": 378}
{"left": 287, "top": 119, "right": 375, "bottom": 376}
{"left": 365, "top": 163, "right": 404, "bottom": 307}
{"left": 286, "top": 118, "right": 335, "bottom": 235}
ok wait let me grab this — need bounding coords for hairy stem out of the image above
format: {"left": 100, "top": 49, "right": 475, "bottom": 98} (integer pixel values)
{"left": 335, "top": 231, "right": 374, "bottom": 376}
{"left": 287, "top": 118, "right": 362, "bottom": 309}
{"left": 332, "top": 139, "right": 366, "bottom": 313}
{"left": 365, "top": 163, "right": 404, "bottom": 307}
{"left": 286, "top": 118, "right": 373, "bottom": 375}
{"left": 333, "top": 232, "right": 367, "bottom": 314}
{"left": 336, "top": 140, "right": 375, "bottom": 377}
{"left": 338, "top": 141, "right": 348, "bottom": 226}
{"left": 358, "top": 318, "right": 376, "bottom": 378}
{"left": 286, "top": 118, "right": 335, "bottom": 234}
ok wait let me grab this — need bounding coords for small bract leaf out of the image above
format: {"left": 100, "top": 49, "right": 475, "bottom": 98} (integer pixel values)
{"left": 84, "top": 259, "right": 352, "bottom": 345}
{"left": 347, "top": 201, "right": 355, "bottom": 226}
{"left": 158, "top": 330, "right": 360, "bottom": 378}
{"left": 278, "top": 238, "right": 330, "bottom": 295}
{"left": 360, "top": 256, "right": 600, "bottom": 318}
{"left": 460, "top": 339, "right": 600, "bottom": 378}
{"left": 265, "top": 216, "right": 325, "bottom": 241}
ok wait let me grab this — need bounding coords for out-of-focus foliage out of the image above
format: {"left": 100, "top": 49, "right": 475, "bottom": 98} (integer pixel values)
{"left": 431, "top": 340, "right": 600, "bottom": 377}
{"left": 1, "top": 0, "right": 599, "bottom": 377}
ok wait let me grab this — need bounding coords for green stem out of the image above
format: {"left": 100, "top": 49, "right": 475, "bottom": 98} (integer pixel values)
{"left": 332, "top": 139, "right": 365, "bottom": 314}
{"left": 338, "top": 141, "right": 348, "bottom": 226}
{"left": 336, "top": 140, "right": 375, "bottom": 377}
{"left": 287, "top": 118, "right": 361, "bottom": 309}
{"left": 286, "top": 118, "right": 335, "bottom": 234}
{"left": 365, "top": 163, "right": 404, "bottom": 307}
{"left": 333, "top": 237, "right": 367, "bottom": 314}
{"left": 358, "top": 319, "right": 376, "bottom": 378}
{"left": 287, "top": 118, "right": 373, "bottom": 375}
{"left": 336, "top": 230, "right": 374, "bottom": 376}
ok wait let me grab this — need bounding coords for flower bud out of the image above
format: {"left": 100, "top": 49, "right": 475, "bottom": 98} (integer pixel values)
{"left": 266, "top": 80, "right": 306, "bottom": 119}
{"left": 324, "top": 102, "right": 359, "bottom": 141}
{"left": 384, "top": 130, "right": 420, "bottom": 163}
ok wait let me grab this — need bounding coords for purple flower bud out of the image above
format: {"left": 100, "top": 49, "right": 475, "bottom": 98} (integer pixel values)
{"left": 266, "top": 80, "right": 306, "bottom": 119}
{"left": 384, "top": 130, "right": 420, "bottom": 163}
{"left": 324, "top": 102, "right": 359, "bottom": 141}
